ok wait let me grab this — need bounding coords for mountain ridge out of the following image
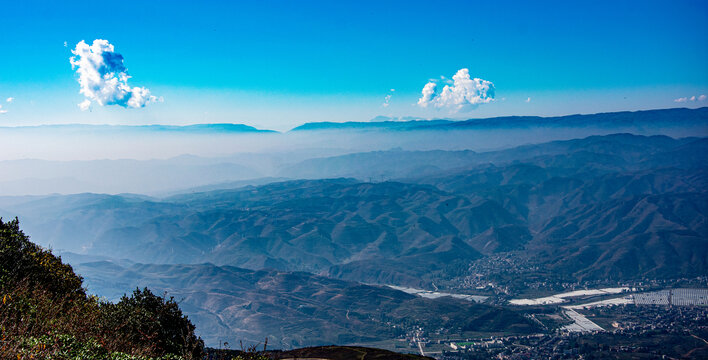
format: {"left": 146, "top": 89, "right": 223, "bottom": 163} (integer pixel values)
{"left": 0, "top": 123, "right": 275, "bottom": 133}
{"left": 1, "top": 133, "right": 705, "bottom": 286}
{"left": 291, "top": 107, "right": 708, "bottom": 132}
{"left": 2, "top": 107, "right": 705, "bottom": 135}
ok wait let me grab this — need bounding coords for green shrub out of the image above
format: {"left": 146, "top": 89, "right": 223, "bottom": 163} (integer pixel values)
{"left": 100, "top": 288, "right": 205, "bottom": 359}
{"left": 0, "top": 217, "right": 84, "bottom": 299}
{"left": 0, "top": 218, "right": 205, "bottom": 360}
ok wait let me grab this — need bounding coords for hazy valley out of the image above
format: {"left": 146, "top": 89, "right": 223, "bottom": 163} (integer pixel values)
{"left": 1, "top": 109, "right": 706, "bottom": 353}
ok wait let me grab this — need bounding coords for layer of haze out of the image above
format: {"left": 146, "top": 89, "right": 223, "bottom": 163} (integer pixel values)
{"left": 0, "top": 111, "right": 705, "bottom": 195}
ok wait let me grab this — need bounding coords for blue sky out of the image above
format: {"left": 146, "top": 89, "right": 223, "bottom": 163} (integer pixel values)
{"left": 0, "top": 0, "right": 707, "bottom": 130}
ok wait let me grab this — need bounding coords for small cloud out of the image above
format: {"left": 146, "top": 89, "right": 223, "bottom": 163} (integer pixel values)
{"left": 63, "top": 41, "right": 67, "bottom": 48}
{"left": 78, "top": 99, "right": 91, "bottom": 111}
{"left": 6, "top": 97, "right": 13, "bottom": 103}
{"left": 525, "top": 97, "right": 531, "bottom": 103}
{"left": 417, "top": 68, "right": 494, "bottom": 111}
{"left": 675, "top": 94, "right": 707, "bottom": 103}
{"left": 382, "top": 89, "right": 395, "bottom": 107}
{"left": 70, "top": 39, "right": 158, "bottom": 110}
{"left": 0, "top": 105, "right": 6, "bottom": 115}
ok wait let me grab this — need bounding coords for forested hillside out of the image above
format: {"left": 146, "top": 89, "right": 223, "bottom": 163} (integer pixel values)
{"left": 0, "top": 218, "right": 204, "bottom": 359}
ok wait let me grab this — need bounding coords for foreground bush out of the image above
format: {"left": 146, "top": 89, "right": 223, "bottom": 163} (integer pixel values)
{"left": 0, "top": 218, "right": 205, "bottom": 359}
{"left": 100, "top": 288, "right": 205, "bottom": 359}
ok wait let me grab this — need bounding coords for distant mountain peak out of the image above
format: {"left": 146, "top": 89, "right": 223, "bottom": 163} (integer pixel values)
{"left": 0, "top": 123, "right": 277, "bottom": 133}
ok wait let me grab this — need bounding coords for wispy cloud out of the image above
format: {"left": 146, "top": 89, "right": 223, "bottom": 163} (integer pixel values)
{"left": 6, "top": 97, "right": 14, "bottom": 103}
{"left": 0, "top": 105, "right": 6, "bottom": 114}
{"left": 417, "top": 68, "right": 494, "bottom": 111}
{"left": 674, "top": 94, "right": 706, "bottom": 103}
{"left": 382, "top": 89, "right": 395, "bottom": 107}
{"left": 70, "top": 39, "right": 159, "bottom": 111}
{"left": 525, "top": 97, "right": 531, "bottom": 103}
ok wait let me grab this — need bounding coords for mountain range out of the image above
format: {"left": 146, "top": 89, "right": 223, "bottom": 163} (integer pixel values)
{"left": 292, "top": 107, "right": 708, "bottom": 132}
{"left": 1, "top": 107, "right": 705, "bottom": 135}
{"left": 0, "top": 123, "right": 273, "bottom": 133}
{"left": 1, "top": 124, "right": 706, "bottom": 348}
{"left": 2, "top": 133, "right": 705, "bottom": 286}
{"left": 2, "top": 108, "right": 706, "bottom": 196}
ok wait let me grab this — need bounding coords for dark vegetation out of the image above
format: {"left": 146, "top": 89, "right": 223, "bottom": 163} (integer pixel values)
{"left": 0, "top": 218, "right": 205, "bottom": 359}
{"left": 206, "top": 345, "right": 433, "bottom": 360}
{"left": 268, "top": 345, "right": 433, "bottom": 359}
{"left": 572, "top": 332, "right": 708, "bottom": 360}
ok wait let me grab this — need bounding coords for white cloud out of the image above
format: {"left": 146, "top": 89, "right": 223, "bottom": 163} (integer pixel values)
{"left": 78, "top": 99, "right": 91, "bottom": 111}
{"left": 70, "top": 39, "right": 157, "bottom": 110}
{"left": 417, "top": 68, "right": 494, "bottom": 111}
{"left": 417, "top": 82, "right": 437, "bottom": 107}
{"left": 525, "top": 97, "right": 531, "bottom": 103}
{"left": 6, "top": 97, "right": 14, "bottom": 103}
{"left": 675, "top": 94, "right": 707, "bottom": 103}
